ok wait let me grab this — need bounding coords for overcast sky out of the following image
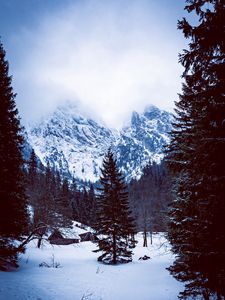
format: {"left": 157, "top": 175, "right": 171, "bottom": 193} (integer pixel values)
{"left": 0, "top": 0, "right": 189, "bottom": 128}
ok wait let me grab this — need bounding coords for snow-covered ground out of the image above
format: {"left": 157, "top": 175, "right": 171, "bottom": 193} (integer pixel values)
{"left": 0, "top": 231, "right": 184, "bottom": 300}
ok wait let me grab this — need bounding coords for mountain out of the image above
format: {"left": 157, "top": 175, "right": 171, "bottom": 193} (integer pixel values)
{"left": 116, "top": 106, "right": 172, "bottom": 181}
{"left": 26, "top": 102, "right": 173, "bottom": 182}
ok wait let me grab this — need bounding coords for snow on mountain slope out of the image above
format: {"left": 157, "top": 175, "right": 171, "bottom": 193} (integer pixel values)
{"left": 116, "top": 105, "right": 172, "bottom": 181}
{"left": 26, "top": 102, "right": 173, "bottom": 182}
{"left": 27, "top": 102, "right": 118, "bottom": 181}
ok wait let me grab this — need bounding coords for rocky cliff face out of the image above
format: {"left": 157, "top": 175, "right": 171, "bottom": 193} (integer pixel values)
{"left": 26, "top": 102, "right": 172, "bottom": 182}
{"left": 116, "top": 105, "right": 172, "bottom": 181}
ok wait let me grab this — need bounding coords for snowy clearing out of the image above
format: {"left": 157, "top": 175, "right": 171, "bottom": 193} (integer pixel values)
{"left": 0, "top": 232, "right": 184, "bottom": 300}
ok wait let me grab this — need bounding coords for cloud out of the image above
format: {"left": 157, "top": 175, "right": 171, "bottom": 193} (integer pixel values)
{"left": 11, "top": 0, "right": 184, "bottom": 128}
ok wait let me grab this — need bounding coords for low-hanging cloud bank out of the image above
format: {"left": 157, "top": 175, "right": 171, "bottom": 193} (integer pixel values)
{"left": 10, "top": 0, "right": 184, "bottom": 128}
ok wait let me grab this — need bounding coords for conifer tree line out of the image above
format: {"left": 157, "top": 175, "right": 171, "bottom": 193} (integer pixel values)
{"left": 25, "top": 149, "right": 97, "bottom": 246}
{"left": 166, "top": 0, "right": 225, "bottom": 299}
{"left": 129, "top": 160, "right": 171, "bottom": 234}
{"left": 25, "top": 149, "right": 170, "bottom": 249}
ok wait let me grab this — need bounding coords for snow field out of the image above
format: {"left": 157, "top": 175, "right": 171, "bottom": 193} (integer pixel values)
{"left": 0, "top": 233, "right": 184, "bottom": 300}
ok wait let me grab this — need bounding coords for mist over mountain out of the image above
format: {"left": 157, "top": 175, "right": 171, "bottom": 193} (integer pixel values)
{"left": 26, "top": 102, "right": 173, "bottom": 182}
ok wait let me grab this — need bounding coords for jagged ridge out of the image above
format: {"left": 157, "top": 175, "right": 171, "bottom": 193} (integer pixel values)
{"left": 26, "top": 102, "right": 173, "bottom": 182}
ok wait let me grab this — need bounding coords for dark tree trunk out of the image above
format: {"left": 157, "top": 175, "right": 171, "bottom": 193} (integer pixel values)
{"left": 203, "top": 289, "right": 210, "bottom": 300}
{"left": 37, "top": 236, "right": 43, "bottom": 249}
{"left": 112, "top": 232, "right": 117, "bottom": 264}
{"left": 143, "top": 230, "right": 147, "bottom": 247}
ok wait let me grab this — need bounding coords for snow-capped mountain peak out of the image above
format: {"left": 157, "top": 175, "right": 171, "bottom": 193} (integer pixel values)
{"left": 27, "top": 102, "right": 172, "bottom": 182}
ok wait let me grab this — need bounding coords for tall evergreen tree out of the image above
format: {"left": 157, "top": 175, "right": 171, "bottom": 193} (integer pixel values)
{"left": 95, "top": 149, "right": 136, "bottom": 264}
{"left": 88, "top": 184, "right": 97, "bottom": 226}
{"left": 56, "top": 178, "right": 73, "bottom": 228}
{"left": 28, "top": 149, "right": 38, "bottom": 188}
{"left": 0, "top": 41, "right": 28, "bottom": 270}
{"left": 167, "top": 1, "right": 225, "bottom": 298}
{"left": 33, "top": 162, "right": 56, "bottom": 248}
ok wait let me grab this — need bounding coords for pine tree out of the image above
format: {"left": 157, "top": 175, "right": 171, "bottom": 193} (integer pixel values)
{"left": 28, "top": 149, "right": 38, "bottom": 188}
{"left": 56, "top": 178, "right": 73, "bottom": 228}
{"left": 0, "top": 40, "right": 28, "bottom": 270}
{"left": 33, "top": 162, "right": 56, "bottom": 248}
{"left": 95, "top": 149, "right": 136, "bottom": 264}
{"left": 88, "top": 184, "right": 97, "bottom": 226}
{"left": 167, "top": 1, "right": 225, "bottom": 298}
